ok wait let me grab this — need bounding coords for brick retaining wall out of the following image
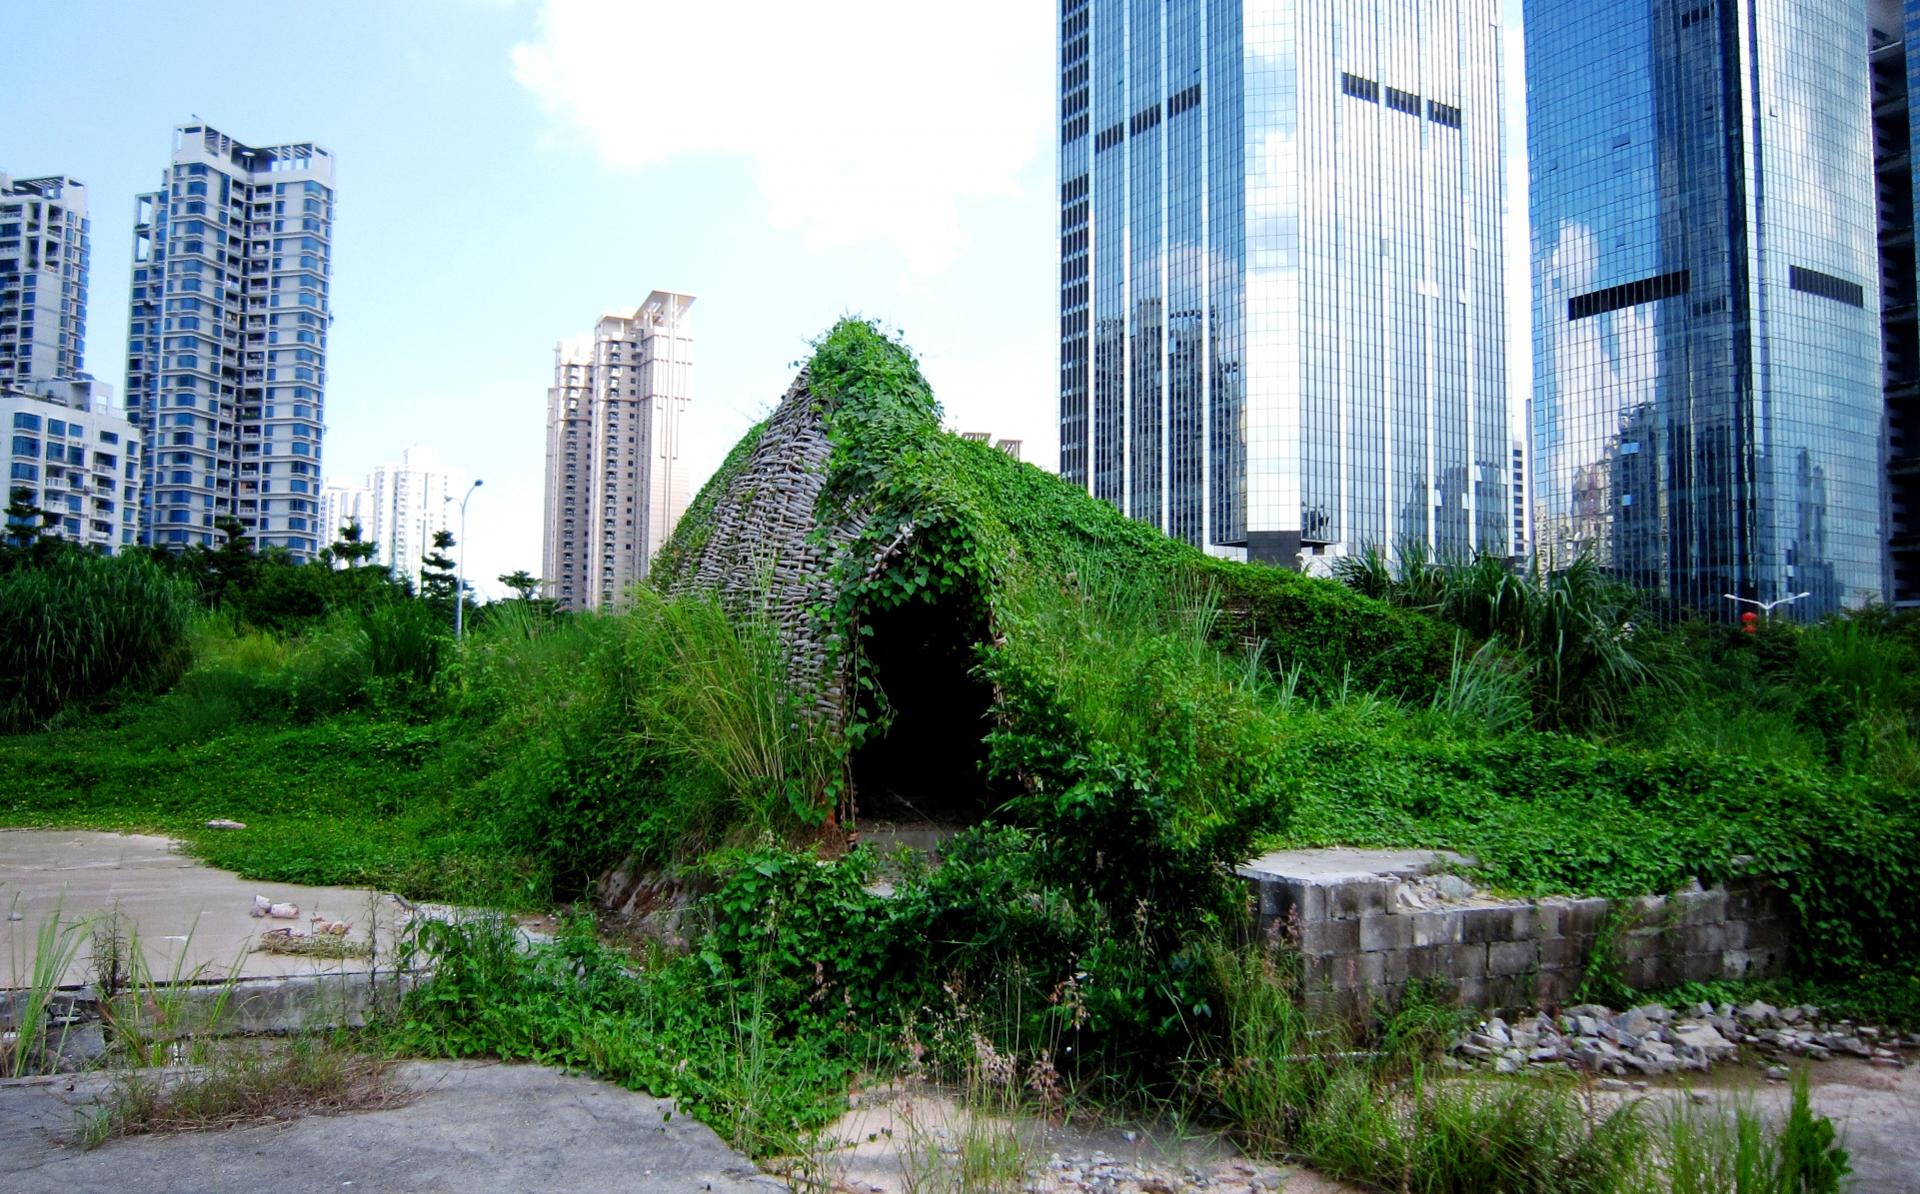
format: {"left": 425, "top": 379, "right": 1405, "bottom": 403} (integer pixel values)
{"left": 1240, "top": 850, "right": 1790, "bottom": 1013}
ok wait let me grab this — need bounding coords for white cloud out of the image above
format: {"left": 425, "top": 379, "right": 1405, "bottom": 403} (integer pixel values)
{"left": 510, "top": 0, "right": 1053, "bottom": 271}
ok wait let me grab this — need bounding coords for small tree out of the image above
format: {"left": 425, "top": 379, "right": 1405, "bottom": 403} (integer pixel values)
{"left": 499, "top": 569, "right": 542, "bottom": 601}
{"left": 1, "top": 486, "right": 62, "bottom": 570}
{"left": 421, "top": 529, "right": 459, "bottom": 621}
{"left": 203, "top": 515, "right": 259, "bottom": 607}
{"left": 331, "top": 521, "right": 379, "bottom": 569}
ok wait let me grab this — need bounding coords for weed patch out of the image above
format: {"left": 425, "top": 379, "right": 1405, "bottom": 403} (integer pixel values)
{"left": 82, "top": 1040, "right": 410, "bottom": 1147}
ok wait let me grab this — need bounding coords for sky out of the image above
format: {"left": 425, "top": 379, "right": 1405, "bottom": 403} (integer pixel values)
{"left": 2, "top": 0, "right": 1529, "bottom": 599}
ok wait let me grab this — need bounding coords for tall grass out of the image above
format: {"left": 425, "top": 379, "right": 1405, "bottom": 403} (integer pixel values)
{"left": 623, "top": 587, "right": 842, "bottom": 841}
{"left": 1206, "top": 944, "right": 1855, "bottom": 1194}
{"left": 1656, "top": 1071, "right": 1850, "bottom": 1194}
{"left": 1427, "top": 634, "right": 1531, "bottom": 737}
{"left": 4, "top": 903, "right": 89, "bottom": 1077}
{"left": 1332, "top": 547, "right": 1677, "bottom": 730}
{"left": 450, "top": 586, "right": 843, "bottom": 883}
{"left": 0, "top": 553, "right": 195, "bottom": 729}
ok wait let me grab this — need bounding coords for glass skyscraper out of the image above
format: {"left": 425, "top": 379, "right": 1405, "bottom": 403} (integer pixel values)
{"left": 1058, "top": 0, "right": 1511, "bottom": 566}
{"left": 1887, "top": 0, "right": 1920, "bottom": 605}
{"left": 1527, "top": 0, "right": 1886, "bottom": 615}
{"left": 126, "top": 124, "right": 335, "bottom": 559}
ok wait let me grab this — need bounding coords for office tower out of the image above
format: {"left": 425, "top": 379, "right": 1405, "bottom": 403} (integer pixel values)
{"left": 542, "top": 292, "right": 694, "bottom": 609}
{"left": 125, "top": 123, "right": 336, "bottom": 559}
{"left": 0, "top": 174, "right": 90, "bottom": 385}
{"left": 1057, "top": 0, "right": 1511, "bottom": 566}
{"left": 1527, "top": 1, "right": 1885, "bottom": 616}
{"left": 1511, "top": 436, "right": 1529, "bottom": 558}
{"left": 1883, "top": 0, "right": 1920, "bottom": 606}
{"left": 3, "top": 377, "right": 139, "bottom": 553}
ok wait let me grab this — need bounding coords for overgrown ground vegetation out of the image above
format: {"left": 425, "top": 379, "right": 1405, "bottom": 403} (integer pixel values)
{"left": 1, "top": 320, "right": 1911, "bottom": 1188}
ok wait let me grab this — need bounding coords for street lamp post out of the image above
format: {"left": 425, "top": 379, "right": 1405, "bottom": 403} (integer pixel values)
{"left": 448, "top": 479, "right": 483, "bottom": 639}
{"left": 1722, "top": 591, "right": 1811, "bottom": 621}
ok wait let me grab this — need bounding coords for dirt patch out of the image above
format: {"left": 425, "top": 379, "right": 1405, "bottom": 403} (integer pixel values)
{"left": 796, "top": 1080, "right": 1349, "bottom": 1193}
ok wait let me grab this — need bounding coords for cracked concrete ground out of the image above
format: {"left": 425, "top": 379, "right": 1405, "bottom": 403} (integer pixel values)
{"left": 0, "top": 1059, "right": 784, "bottom": 1193}
{"left": 0, "top": 830, "right": 408, "bottom": 985}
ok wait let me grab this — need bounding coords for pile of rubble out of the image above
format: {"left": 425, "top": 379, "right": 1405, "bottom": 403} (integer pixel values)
{"left": 1026, "top": 1153, "right": 1291, "bottom": 1194}
{"left": 1451, "top": 1000, "right": 1916, "bottom": 1079}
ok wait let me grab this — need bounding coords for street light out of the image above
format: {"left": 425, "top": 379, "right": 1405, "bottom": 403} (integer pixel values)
{"left": 1722, "top": 591, "right": 1811, "bottom": 619}
{"left": 447, "top": 479, "right": 483, "bottom": 639}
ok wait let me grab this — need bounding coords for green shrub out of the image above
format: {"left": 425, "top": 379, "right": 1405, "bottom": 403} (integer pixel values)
{"left": 393, "top": 913, "right": 860, "bottom": 1159}
{"left": 0, "top": 553, "right": 195, "bottom": 729}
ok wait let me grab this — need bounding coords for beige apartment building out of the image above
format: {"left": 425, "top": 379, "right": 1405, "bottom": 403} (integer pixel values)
{"left": 542, "top": 292, "right": 694, "bottom": 609}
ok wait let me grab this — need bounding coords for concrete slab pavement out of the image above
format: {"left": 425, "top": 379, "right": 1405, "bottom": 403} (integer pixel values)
{"left": 1, "top": 831, "right": 407, "bottom": 988}
{"left": 0, "top": 1060, "right": 786, "bottom": 1193}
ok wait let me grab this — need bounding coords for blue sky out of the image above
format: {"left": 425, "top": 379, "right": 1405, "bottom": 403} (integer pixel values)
{"left": 3, "top": 0, "right": 1527, "bottom": 596}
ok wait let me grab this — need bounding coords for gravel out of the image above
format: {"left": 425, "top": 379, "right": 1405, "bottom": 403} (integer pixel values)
{"left": 1448, "top": 1000, "right": 1916, "bottom": 1079}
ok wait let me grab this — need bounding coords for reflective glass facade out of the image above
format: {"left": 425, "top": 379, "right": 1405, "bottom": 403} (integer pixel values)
{"left": 1527, "top": 0, "right": 1885, "bottom": 615}
{"left": 1890, "top": 0, "right": 1920, "bottom": 604}
{"left": 1059, "top": 0, "right": 1511, "bottom": 564}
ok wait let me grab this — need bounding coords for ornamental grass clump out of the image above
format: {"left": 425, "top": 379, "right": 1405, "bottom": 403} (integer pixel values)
{"left": 0, "top": 552, "right": 194, "bottom": 729}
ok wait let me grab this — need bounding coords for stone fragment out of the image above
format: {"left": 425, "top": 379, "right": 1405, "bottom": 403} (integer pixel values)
{"left": 1738, "top": 1000, "right": 1779, "bottom": 1027}
{"left": 1432, "top": 873, "right": 1476, "bottom": 901}
{"left": 1672, "top": 1023, "right": 1734, "bottom": 1054}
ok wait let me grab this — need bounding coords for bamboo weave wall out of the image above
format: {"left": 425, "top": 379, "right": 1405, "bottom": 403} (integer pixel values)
{"left": 661, "top": 371, "right": 870, "bottom": 729}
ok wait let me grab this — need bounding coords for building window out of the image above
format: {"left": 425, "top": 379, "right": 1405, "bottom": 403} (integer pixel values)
{"left": 1788, "top": 266, "right": 1865, "bottom": 308}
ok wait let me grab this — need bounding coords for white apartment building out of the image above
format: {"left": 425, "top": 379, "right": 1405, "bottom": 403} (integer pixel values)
{"left": 125, "top": 123, "right": 336, "bottom": 559}
{"left": 317, "top": 477, "right": 370, "bottom": 552}
{"left": 0, "top": 174, "right": 90, "bottom": 386}
{"left": 542, "top": 292, "right": 694, "bottom": 610}
{"left": 320, "top": 446, "right": 460, "bottom": 588}
{"left": 3, "top": 376, "right": 140, "bottom": 553}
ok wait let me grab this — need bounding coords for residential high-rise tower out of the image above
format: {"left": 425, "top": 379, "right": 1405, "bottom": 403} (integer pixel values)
{"left": 0, "top": 174, "right": 90, "bottom": 385}
{"left": 1527, "top": 0, "right": 1885, "bottom": 615}
{"left": 1057, "top": 0, "right": 1511, "bottom": 565}
{"left": 320, "top": 447, "right": 462, "bottom": 587}
{"left": 125, "top": 123, "right": 336, "bottom": 558}
{"left": 541, "top": 293, "right": 694, "bottom": 609}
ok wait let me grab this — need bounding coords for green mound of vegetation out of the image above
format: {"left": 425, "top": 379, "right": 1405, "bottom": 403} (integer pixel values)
{"left": 0, "top": 320, "right": 1913, "bottom": 1186}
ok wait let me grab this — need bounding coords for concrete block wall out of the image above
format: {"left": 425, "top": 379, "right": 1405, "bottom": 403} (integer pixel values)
{"left": 1240, "top": 850, "right": 1790, "bottom": 1014}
